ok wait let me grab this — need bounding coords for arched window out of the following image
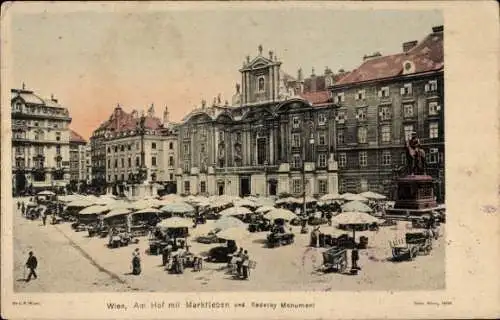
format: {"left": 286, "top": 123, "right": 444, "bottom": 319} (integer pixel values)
{"left": 258, "top": 77, "right": 265, "bottom": 92}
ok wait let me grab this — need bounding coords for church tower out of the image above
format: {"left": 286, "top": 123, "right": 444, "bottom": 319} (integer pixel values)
{"left": 239, "top": 45, "right": 282, "bottom": 106}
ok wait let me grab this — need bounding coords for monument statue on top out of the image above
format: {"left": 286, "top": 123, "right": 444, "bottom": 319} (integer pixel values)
{"left": 405, "top": 132, "right": 426, "bottom": 175}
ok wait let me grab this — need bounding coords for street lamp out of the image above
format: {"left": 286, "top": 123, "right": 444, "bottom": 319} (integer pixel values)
{"left": 264, "top": 160, "right": 269, "bottom": 197}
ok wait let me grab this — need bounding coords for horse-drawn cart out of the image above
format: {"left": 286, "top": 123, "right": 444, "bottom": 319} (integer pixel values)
{"left": 322, "top": 247, "right": 348, "bottom": 273}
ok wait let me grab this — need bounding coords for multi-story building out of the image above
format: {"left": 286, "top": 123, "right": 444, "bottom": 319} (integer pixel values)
{"left": 331, "top": 25, "right": 444, "bottom": 201}
{"left": 95, "top": 104, "right": 178, "bottom": 195}
{"left": 85, "top": 143, "right": 92, "bottom": 184}
{"left": 176, "top": 45, "right": 343, "bottom": 197}
{"left": 69, "top": 129, "right": 87, "bottom": 183}
{"left": 11, "top": 85, "right": 72, "bottom": 194}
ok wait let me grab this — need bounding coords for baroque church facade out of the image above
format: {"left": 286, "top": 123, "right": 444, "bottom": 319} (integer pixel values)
{"left": 176, "top": 46, "right": 340, "bottom": 197}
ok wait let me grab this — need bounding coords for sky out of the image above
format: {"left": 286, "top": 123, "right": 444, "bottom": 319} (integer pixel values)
{"left": 8, "top": 4, "right": 443, "bottom": 140}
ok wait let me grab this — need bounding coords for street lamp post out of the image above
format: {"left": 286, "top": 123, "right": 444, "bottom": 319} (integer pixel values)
{"left": 264, "top": 160, "right": 268, "bottom": 197}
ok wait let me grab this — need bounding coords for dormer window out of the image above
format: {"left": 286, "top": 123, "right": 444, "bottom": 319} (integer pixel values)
{"left": 355, "top": 90, "right": 366, "bottom": 101}
{"left": 257, "top": 76, "right": 266, "bottom": 92}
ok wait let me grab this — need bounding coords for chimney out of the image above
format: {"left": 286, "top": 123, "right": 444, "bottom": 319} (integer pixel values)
{"left": 403, "top": 41, "right": 418, "bottom": 53}
{"left": 432, "top": 25, "right": 443, "bottom": 33}
{"left": 163, "top": 105, "right": 169, "bottom": 125}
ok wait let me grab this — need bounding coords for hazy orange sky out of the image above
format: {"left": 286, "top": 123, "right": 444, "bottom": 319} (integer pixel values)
{"left": 8, "top": 3, "right": 442, "bottom": 140}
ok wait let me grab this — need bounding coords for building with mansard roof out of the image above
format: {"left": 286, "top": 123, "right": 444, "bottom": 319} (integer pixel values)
{"left": 176, "top": 46, "right": 341, "bottom": 198}
{"left": 90, "top": 103, "right": 178, "bottom": 195}
{"left": 11, "top": 85, "right": 72, "bottom": 194}
{"left": 330, "top": 25, "right": 444, "bottom": 201}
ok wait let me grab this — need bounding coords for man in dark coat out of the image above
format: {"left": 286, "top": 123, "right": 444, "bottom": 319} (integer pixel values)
{"left": 351, "top": 247, "right": 360, "bottom": 271}
{"left": 25, "top": 251, "right": 38, "bottom": 281}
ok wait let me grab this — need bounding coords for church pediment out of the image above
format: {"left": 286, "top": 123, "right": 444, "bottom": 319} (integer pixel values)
{"left": 241, "top": 56, "right": 276, "bottom": 71}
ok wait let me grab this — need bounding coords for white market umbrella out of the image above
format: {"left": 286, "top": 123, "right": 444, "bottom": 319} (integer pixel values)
{"left": 103, "top": 208, "right": 132, "bottom": 219}
{"left": 342, "top": 193, "right": 369, "bottom": 202}
{"left": 342, "top": 200, "right": 373, "bottom": 213}
{"left": 161, "top": 194, "right": 184, "bottom": 203}
{"left": 160, "top": 202, "right": 195, "bottom": 214}
{"left": 209, "top": 199, "right": 232, "bottom": 208}
{"left": 360, "top": 191, "right": 387, "bottom": 200}
{"left": 296, "top": 196, "right": 318, "bottom": 204}
{"left": 37, "top": 190, "right": 55, "bottom": 196}
{"left": 213, "top": 216, "right": 246, "bottom": 230}
{"left": 233, "top": 198, "right": 258, "bottom": 208}
{"left": 254, "top": 197, "right": 275, "bottom": 207}
{"left": 157, "top": 217, "right": 192, "bottom": 228}
{"left": 92, "top": 197, "right": 117, "bottom": 205}
{"left": 332, "top": 212, "right": 381, "bottom": 225}
{"left": 58, "top": 194, "right": 83, "bottom": 203}
{"left": 133, "top": 207, "right": 162, "bottom": 215}
{"left": 276, "top": 197, "right": 300, "bottom": 205}
{"left": 219, "top": 206, "right": 252, "bottom": 216}
{"left": 78, "top": 205, "right": 109, "bottom": 215}
{"left": 255, "top": 206, "right": 275, "bottom": 214}
{"left": 244, "top": 196, "right": 259, "bottom": 202}
{"left": 217, "top": 227, "right": 250, "bottom": 241}
{"left": 67, "top": 199, "right": 94, "bottom": 208}
{"left": 264, "top": 208, "right": 297, "bottom": 221}
{"left": 320, "top": 193, "right": 342, "bottom": 202}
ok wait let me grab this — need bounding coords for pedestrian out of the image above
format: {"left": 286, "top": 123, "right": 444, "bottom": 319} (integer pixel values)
{"left": 41, "top": 210, "right": 47, "bottom": 226}
{"left": 241, "top": 250, "right": 250, "bottom": 280}
{"left": 235, "top": 248, "right": 243, "bottom": 277}
{"left": 21, "top": 202, "right": 26, "bottom": 217}
{"left": 17, "top": 201, "right": 21, "bottom": 211}
{"left": 25, "top": 251, "right": 38, "bottom": 282}
{"left": 351, "top": 247, "right": 360, "bottom": 271}
{"left": 132, "top": 248, "right": 141, "bottom": 275}
{"left": 326, "top": 211, "right": 333, "bottom": 226}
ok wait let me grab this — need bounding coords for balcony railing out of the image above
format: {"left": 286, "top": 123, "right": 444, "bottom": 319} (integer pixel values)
{"left": 215, "top": 164, "right": 279, "bottom": 173}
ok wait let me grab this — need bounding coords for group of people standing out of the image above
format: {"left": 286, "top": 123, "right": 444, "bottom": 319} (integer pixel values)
{"left": 231, "top": 248, "right": 251, "bottom": 280}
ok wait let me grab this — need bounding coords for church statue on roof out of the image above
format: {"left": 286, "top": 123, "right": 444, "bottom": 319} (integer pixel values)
{"left": 147, "top": 103, "right": 155, "bottom": 117}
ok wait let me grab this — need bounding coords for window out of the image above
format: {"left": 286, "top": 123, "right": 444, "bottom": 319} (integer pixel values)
{"left": 318, "top": 180, "right": 328, "bottom": 195}
{"left": 337, "top": 129, "right": 344, "bottom": 145}
{"left": 335, "top": 92, "right": 345, "bottom": 103}
{"left": 318, "top": 132, "right": 326, "bottom": 145}
{"left": 379, "top": 106, "right": 392, "bottom": 121}
{"left": 401, "top": 152, "right": 407, "bottom": 165}
{"left": 403, "top": 104, "right": 414, "bottom": 118}
{"left": 357, "top": 127, "right": 368, "bottom": 144}
{"left": 107, "top": 147, "right": 111, "bottom": 153}
{"left": 121, "top": 158, "right": 124, "bottom": 167}
{"left": 121, "top": 174, "right": 125, "bottom": 181}
{"left": 359, "top": 151, "right": 368, "bottom": 167}
{"left": 34, "top": 131, "right": 44, "bottom": 141}
{"left": 169, "top": 156, "right": 174, "bottom": 166}
{"left": 183, "top": 160, "right": 190, "bottom": 173}
{"left": 404, "top": 125, "right": 414, "bottom": 142}
{"left": 427, "top": 148, "right": 439, "bottom": 164}
{"left": 382, "top": 151, "right": 392, "bottom": 166}
{"left": 292, "top": 116, "right": 301, "bottom": 129}
{"left": 34, "top": 122, "right": 39, "bottom": 127}
{"left": 108, "top": 175, "right": 111, "bottom": 182}
{"left": 114, "top": 175, "right": 118, "bottom": 181}
{"left": 425, "top": 80, "right": 438, "bottom": 92}
{"left": 108, "top": 159, "right": 111, "bottom": 168}
{"left": 55, "top": 132, "right": 61, "bottom": 141}
{"left": 292, "top": 154, "right": 302, "bottom": 168}
{"left": 401, "top": 83, "right": 413, "bottom": 96}
{"left": 183, "top": 143, "right": 190, "bottom": 155}
{"left": 356, "top": 108, "right": 367, "bottom": 121}
{"left": 258, "top": 77, "right": 265, "bottom": 92}
{"left": 169, "top": 173, "right": 174, "bottom": 181}
{"left": 152, "top": 142, "right": 156, "bottom": 149}
{"left": 338, "top": 153, "right": 347, "bottom": 168}
{"left": 292, "top": 134, "right": 301, "bottom": 147}
{"left": 136, "top": 157, "right": 140, "bottom": 167}
{"left": 184, "top": 181, "right": 190, "bottom": 194}
{"left": 169, "top": 142, "right": 174, "bottom": 150}
{"left": 428, "top": 102, "right": 440, "bottom": 115}
{"left": 151, "top": 156, "right": 157, "bottom": 166}
{"left": 378, "top": 86, "right": 390, "bottom": 98}
{"left": 292, "top": 179, "right": 302, "bottom": 194}
{"left": 114, "top": 146, "right": 118, "bottom": 153}
{"left": 114, "top": 159, "right": 118, "bottom": 168}
{"left": 120, "top": 145, "right": 124, "bottom": 152}
{"left": 128, "top": 157, "right": 131, "bottom": 167}
{"left": 200, "top": 181, "right": 207, "bottom": 193}
{"left": 183, "top": 129, "right": 190, "bottom": 139}
{"left": 335, "top": 110, "right": 346, "bottom": 123}
{"left": 429, "top": 122, "right": 439, "bottom": 139}
{"left": 14, "top": 103, "right": 22, "bottom": 111}
{"left": 128, "top": 144, "right": 131, "bottom": 151}
{"left": 318, "top": 113, "right": 327, "bottom": 125}
{"left": 218, "top": 131, "right": 224, "bottom": 141}
{"left": 381, "top": 126, "right": 391, "bottom": 143}
{"left": 56, "top": 145, "right": 61, "bottom": 155}
{"left": 355, "top": 90, "right": 366, "bottom": 100}
{"left": 318, "top": 153, "right": 327, "bottom": 168}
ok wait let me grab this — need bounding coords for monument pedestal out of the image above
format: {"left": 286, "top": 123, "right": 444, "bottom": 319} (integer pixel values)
{"left": 128, "top": 183, "right": 158, "bottom": 201}
{"left": 386, "top": 175, "right": 438, "bottom": 220}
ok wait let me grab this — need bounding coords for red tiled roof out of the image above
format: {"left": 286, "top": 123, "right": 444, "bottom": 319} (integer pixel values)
{"left": 299, "top": 91, "right": 331, "bottom": 105}
{"left": 95, "top": 107, "right": 163, "bottom": 134}
{"left": 335, "top": 29, "right": 443, "bottom": 86}
{"left": 70, "top": 129, "right": 86, "bottom": 143}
